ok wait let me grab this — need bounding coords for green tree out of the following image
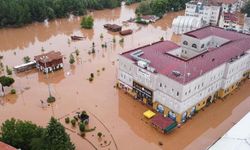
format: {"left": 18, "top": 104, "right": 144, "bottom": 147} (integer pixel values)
{"left": 6, "top": 65, "right": 12, "bottom": 75}
{"left": 81, "top": 15, "right": 94, "bottom": 29}
{"left": 42, "top": 117, "right": 75, "bottom": 150}
{"left": 0, "top": 118, "right": 44, "bottom": 150}
{"left": 135, "top": 0, "right": 152, "bottom": 15}
{"left": 23, "top": 56, "right": 31, "bottom": 63}
{"left": 242, "top": 1, "right": 250, "bottom": 17}
{"left": 69, "top": 54, "right": 75, "bottom": 64}
{"left": 79, "top": 123, "right": 85, "bottom": 132}
{"left": 0, "top": 76, "right": 15, "bottom": 93}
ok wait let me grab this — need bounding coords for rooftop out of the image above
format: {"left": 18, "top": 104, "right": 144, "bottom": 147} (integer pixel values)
{"left": 208, "top": 112, "right": 250, "bottom": 150}
{"left": 34, "top": 51, "right": 63, "bottom": 63}
{"left": 121, "top": 26, "right": 250, "bottom": 84}
{"left": 151, "top": 114, "right": 175, "bottom": 130}
{"left": 0, "top": 142, "right": 17, "bottom": 150}
{"left": 184, "top": 26, "right": 248, "bottom": 39}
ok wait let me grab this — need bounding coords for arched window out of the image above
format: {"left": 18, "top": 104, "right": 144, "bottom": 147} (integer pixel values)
{"left": 192, "top": 44, "right": 197, "bottom": 48}
{"left": 183, "top": 41, "right": 188, "bottom": 45}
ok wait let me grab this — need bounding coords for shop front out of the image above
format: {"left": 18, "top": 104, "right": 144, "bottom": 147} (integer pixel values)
{"left": 133, "top": 81, "right": 153, "bottom": 106}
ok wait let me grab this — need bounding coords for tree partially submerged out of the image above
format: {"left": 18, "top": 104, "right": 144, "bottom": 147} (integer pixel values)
{"left": 0, "top": 76, "right": 15, "bottom": 93}
{"left": 81, "top": 16, "right": 94, "bottom": 29}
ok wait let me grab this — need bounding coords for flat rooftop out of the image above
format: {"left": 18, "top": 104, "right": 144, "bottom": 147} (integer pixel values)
{"left": 121, "top": 26, "right": 250, "bottom": 84}
{"left": 184, "top": 26, "right": 249, "bottom": 39}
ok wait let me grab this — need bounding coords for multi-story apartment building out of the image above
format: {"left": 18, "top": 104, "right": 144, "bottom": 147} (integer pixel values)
{"left": 219, "top": 12, "right": 238, "bottom": 30}
{"left": 219, "top": 0, "right": 239, "bottom": 13}
{"left": 185, "top": 1, "right": 221, "bottom": 25}
{"left": 118, "top": 26, "right": 250, "bottom": 123}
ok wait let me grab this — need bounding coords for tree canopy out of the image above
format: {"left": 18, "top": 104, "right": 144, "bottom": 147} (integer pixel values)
{"left": 135, "top": 0, "right": 189, "bottom": 17}
{"left": 241, "top": 1, "right": 250, "bottom": 17}
{"left": 0, "top": 76, "right": 15, "bottom": 87}
{"left": 81, "top": 15, "right": 94, "bottom": 29}
{"left": 42, "top": 117, "right": 75, "bottom": 150}
{"left": 0, "top": 118, "right": 44, "bottom": 150}
{"left": 0, "top": 0, "right": 122, "bottom": 28}
{"left": 0, "top": 117, "right": 75, "bottom": 150}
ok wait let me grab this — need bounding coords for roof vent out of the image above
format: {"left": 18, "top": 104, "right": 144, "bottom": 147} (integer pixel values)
{"left": 130, "top": 49, "right": 151, "bottom": 64}
{"left": 147, "top": 66, "right": 156, "bottom": 73}
{"left": 137, "top": 60, "right": 148, "bottom": 69}
{"left": 172, "top": 70, "right": 181, "bottom": 77}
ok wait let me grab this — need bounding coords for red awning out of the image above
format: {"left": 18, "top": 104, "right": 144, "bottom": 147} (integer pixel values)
{"left": 151, "top": 114, "right": 175, "bottom": 130}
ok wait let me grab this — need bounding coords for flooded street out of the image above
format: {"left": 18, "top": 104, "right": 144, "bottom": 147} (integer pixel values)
{"left": 0, "top": 3, "right": 250, "bottom": 150}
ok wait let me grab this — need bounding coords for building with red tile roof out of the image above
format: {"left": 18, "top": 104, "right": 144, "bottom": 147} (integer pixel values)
{"left": 34, "top": 51, "right": 63, "bottom": 73}
{"left": 118, "top": 26, "right": 250, "bottom": 123}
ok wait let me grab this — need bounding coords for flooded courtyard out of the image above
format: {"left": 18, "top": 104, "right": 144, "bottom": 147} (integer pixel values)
{"left": 0, "top": 3, "right": 250, "bottom": 150}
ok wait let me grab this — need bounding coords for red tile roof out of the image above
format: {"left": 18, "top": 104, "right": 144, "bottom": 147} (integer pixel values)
{"left": 122, "top": 26, "right": 250, "bottom": 84}
{"left": 0, "top": 142, "right": 17, "bottom": 150}
{"left": 34, "top": 51, "right": 63, "bottom": 63}
{"left": 151, "top": 114, "right": 175, "bottom": 130}
{"left": 184, "top": 26, "right": 248, "bottom": 39}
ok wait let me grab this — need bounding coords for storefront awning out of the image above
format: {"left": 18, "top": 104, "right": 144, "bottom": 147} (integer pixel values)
{"left": 143, "top": 110, "right": 156, "bottom": 119}
{"left": 151, "top": 114, "right": 177, "bottom": 133}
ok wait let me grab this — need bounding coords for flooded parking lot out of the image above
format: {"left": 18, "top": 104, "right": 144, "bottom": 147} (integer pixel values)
{"left": 0, "top": 3, "right": 249, "bottom": 150}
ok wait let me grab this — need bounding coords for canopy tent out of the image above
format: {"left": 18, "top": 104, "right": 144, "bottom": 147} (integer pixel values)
{"left": 151, "top": 114, "right": 177, "bottom": 133}
{"left": 143, "top": 110, "right": 156, "bottom": 119}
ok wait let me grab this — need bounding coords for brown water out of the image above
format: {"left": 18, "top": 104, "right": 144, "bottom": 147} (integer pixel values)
{"left": 0, "top": 3, "right": 250, "bottom": 150}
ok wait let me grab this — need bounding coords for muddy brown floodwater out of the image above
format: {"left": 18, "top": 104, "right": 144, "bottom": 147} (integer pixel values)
{"left": 0, "top": 3, "right": 250, "bottom": 150}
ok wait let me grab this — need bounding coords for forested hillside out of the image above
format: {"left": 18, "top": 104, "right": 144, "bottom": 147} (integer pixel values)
{"left": 0, "top": 0, "right": 122, "bottom": 28}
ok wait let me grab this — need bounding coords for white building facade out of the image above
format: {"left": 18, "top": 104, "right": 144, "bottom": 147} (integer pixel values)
{"left": 118, "top": 26, "right": 250, "bottom": 123}
{"left": 185, "top": 1, "right": 221, "bottom": 25}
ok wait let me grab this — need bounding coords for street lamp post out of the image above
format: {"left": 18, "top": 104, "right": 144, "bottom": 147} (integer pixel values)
{"left": 43, "top": 56, "right": 55, "bottom": 103}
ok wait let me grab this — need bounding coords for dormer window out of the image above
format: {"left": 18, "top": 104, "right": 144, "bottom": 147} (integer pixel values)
{"left": 201, "top": 44, "right": 205, "bottom": 49}
{"left": 183, "top": 41, "right": 188, "bottom": 45}
{"left": 192, "top": 44, "right": 197, "bottom": 48}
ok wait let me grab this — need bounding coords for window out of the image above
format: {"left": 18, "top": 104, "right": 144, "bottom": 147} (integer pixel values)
{"left": 177, "top": 92, "right": 179, "bottom": 96}
{"left": 183, "top": 41, "right": 188, "bottom": 45}
{"left": 192, "top": 44, "right": 197, "bottom": 48}
{"left": 160, "top": 83, "right": 162, "bottom": 87}
{"left": 201, "top": 44, "right": 205, "bottom": 49}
